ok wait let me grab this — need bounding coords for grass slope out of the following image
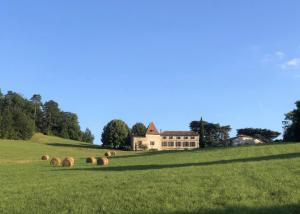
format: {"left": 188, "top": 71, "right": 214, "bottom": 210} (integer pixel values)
{"left": 0, "top": 134, "right": 300, "bottom": 214}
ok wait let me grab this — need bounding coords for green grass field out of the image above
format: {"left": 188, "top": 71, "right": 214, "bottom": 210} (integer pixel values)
{"left": 1, "top": 134, "right": 300, "bottom": 214}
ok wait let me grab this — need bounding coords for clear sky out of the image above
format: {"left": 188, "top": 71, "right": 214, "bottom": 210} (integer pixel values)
{"left": 1, "top": 0, "right": 300, "bottom": 143}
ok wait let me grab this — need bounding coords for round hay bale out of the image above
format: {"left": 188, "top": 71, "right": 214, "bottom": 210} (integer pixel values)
{"left": 86, "top": 157, "right": 97, "bottom": 165}
{"left": 50, "top": 157, "right": 61, "bottom": 167}
{"left": 97, "top": 157, "right": 109, "bottom": 166}
{"left": 67, "top": 157, "right": 75, "bottom": 165}
{"left": 104, "top": 151, "right": 112, "bottom": 158}
{"left": 110, "top": 151, "right": 117, "bottom": 157}
{"left": 62, "top": 157, "right": 75, "bottom": 167}
{"left": 41, "top": 155, "right": 49, "bottom": 161}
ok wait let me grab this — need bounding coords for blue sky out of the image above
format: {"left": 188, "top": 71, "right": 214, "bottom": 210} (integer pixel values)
{"left": 1, "top": 1, "right": 300, "bottom": 143}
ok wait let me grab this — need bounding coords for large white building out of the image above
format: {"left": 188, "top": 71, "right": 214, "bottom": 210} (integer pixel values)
{"left": 132, "top": 122, "right": 200, "bottom": 151}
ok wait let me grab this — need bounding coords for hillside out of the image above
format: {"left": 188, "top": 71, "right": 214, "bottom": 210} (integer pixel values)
{"left": 0, "top": 134, "right": 300, "bottom": 214}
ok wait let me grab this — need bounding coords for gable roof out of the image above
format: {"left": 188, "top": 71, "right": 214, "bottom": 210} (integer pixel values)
{"left": 146, "top": 122, "right": 160, "bottom": 135}
{"left": 160, "top": 131, "right": 199, "bottom": 137}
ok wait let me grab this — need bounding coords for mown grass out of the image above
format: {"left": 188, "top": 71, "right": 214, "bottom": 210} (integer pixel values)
{"left": 0, "top": 133, "right": 300, "bottom": 214}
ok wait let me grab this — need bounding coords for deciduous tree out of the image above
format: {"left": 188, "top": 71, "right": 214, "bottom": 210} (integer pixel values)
{"left": 190, "top": 120, "right": 231, "bottom": 146}
{"left": 131, "top": 122, "right": 147, "bottom": 137}
{"left": 101, "top": 119, "right": 131, "bottom": 148}
{"left": 199, "top": 118, "right": 205, "bottom": 148}
{"left": 283, "top": 101, "right": 300, "bottom": 142}
{"left": 30, "top": 94, "right": 43, "bottom": 131}
{"left": 82, "top": 128, "right": 94, "bottom": 144}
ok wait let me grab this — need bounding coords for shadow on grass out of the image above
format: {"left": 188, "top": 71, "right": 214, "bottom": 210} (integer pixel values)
{"left": 67, "top": 152, "right": 300, "bottom": 172}
{"left": 108, "top": 142, "right": 300, "bottom": 160}
{"left": 112, "top": 150, "right": 193, "bottom": 159}
{"left": 47, "top": 143, "right": 103, "bottom": 150}
{"left": 168, "top": 204, "right": 300, "bottom": 214}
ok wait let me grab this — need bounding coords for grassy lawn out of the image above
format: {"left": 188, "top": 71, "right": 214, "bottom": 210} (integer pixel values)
{"left": 1, "top": 134, "right": 300, "bottom": 214}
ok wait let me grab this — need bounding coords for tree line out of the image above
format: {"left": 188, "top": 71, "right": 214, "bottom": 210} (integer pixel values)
{"left": 190, "top": 100, "right": 300, "bottom": 145}
{"left": 189, "top": 119, "right": 282, "bottom": 147}
{"left": 1, "top": 88, "right": 298, "bottom": 146}
{"left": 0, "top": 89, "right": 94, "bottom": 143}
{"left": 101, "top": 118, "right": 285, "bottom": 149}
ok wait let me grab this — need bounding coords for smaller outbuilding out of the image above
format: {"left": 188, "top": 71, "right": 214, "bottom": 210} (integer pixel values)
{"left": 225, "top": 134, "right": 266, "bottom": 146}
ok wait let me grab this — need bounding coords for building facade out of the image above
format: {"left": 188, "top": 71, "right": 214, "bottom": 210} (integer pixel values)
{"left": 132, "top": 122, "right": 200, "bottom": 151}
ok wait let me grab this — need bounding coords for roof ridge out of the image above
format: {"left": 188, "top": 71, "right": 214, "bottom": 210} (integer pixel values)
{"left": 146, "top": 122, "right": 160, "bottom": 135}
{"left": 160, "top": 131, "right": 199, "bottom": 136}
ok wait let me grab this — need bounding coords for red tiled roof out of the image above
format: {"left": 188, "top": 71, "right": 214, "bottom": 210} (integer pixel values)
{"left": 160, "top": 131, "right": 199, "bottom": 137}
{"left": 146, "top": 122, "right": 160, "bottom": 135}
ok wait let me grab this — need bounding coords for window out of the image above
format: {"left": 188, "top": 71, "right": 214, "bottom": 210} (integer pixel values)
{"left": 169, "top": 136, "right": 173, "bottom": 139}
{"left": 176, "top": 136, "right": 181, "bottom": 139}
{"left": 184, "top": 136, "right": 189, "bottom": 139}
{"left": 162, "top": 142, "right": 168, "bottom": 147}
{"left": 168, "top": 142, "right": 174, "bottom": 147}
{"left": 191, "top": 136, "right": 195, "bottom": 139}
{"left": 190, "top": 142, "right": 196, "bottom": 147}
{"left": 163, "top": 136, "right": 167, "bottom": 139}
{"left": 183, "top": 142, "right": 189, "bottom": 147}
{"left": 150, "top": 141, "right": 155, "bottom": 146}
{"left": 176, "top": 142, "right": 181, "bottom": 147}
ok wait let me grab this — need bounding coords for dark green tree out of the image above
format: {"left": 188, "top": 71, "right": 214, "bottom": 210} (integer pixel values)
{"left": 0, "top": 89, "right": 3, "bottom": 137}
{"left": 131, "top": 122, "right": 147, "bottom": 137}
{"left": 82, "top": 128, "right": 95, "bottom": 144}
{"left": 0, "top": 114, "right": 1, "bottom": 137}
{"left": 283, "top": 101, "right": 300, "bottom": 142}
{"left": 199, "top": 118, "right": 205, "bottom": 148}
{"left": 42, "top": 100, "right": 61, "bottom": 135}
{"left": 190, "top": 120, "right": 231, "bottom": 146}
{"left": 13, "top": 110, "right": 35, "bottom": 140}
{"left": 101, "top": 119, "right": 131, "bottom": 148}
{"left": 58, "top": 112, "right": 82, "bottom": 141}
{"left": 0, "top": 91, "right": 35, "bottom": 140}
{"left": 30, "top": 94, "right": 43, "bottom": 131}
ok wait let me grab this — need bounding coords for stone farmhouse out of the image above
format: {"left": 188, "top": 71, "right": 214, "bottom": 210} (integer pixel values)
{"left": 132, "top": 122, "right": 200, "bottom": 151}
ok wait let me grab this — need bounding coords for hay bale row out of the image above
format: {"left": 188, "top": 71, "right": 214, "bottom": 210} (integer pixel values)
{"left": 49, "top": 157, "right": 75, "bottom": 167}
{"left": 86, "top": 157, "right": 109, "bottom": 166}
{"left": 46, "top": 151, "right": 115, "bottom": 167}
